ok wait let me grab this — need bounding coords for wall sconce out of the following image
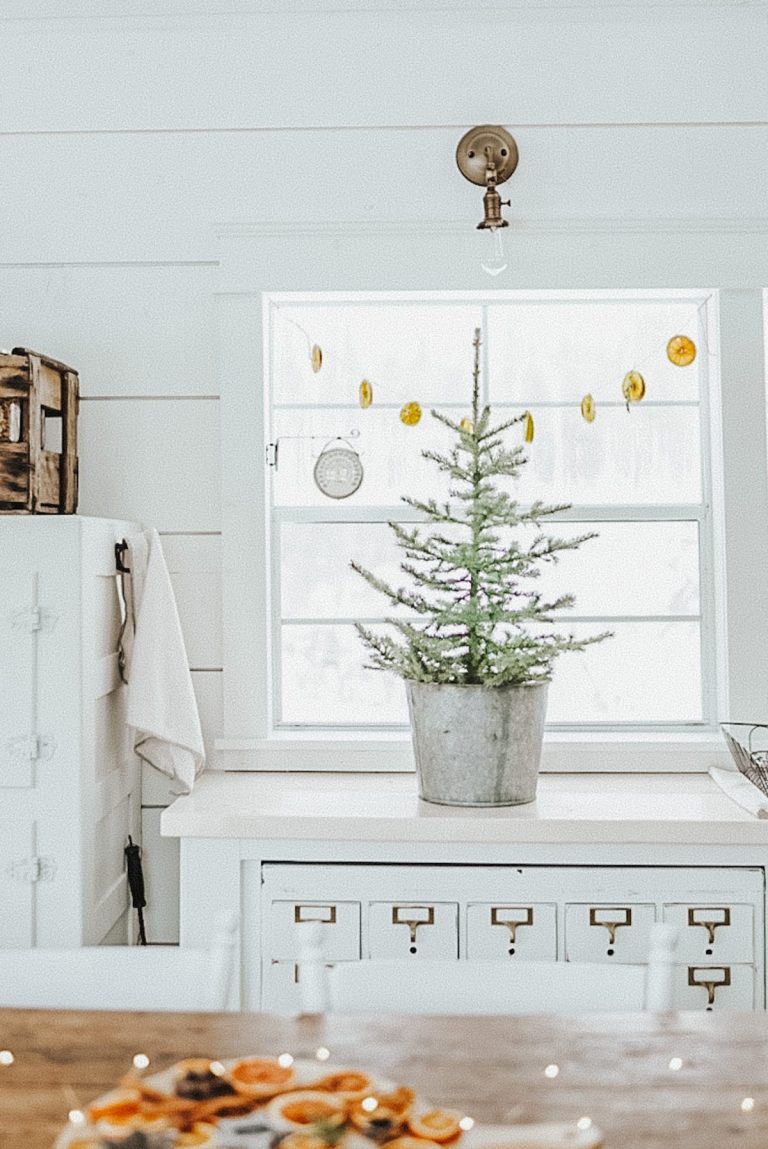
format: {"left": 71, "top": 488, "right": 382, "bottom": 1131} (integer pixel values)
{"left": 456, "top": 125, "right": 518, "bottom": 275}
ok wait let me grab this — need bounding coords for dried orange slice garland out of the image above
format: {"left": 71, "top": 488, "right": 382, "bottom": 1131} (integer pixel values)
{"left": 66, "top": 1059, "right": 470, "bottom": 1149}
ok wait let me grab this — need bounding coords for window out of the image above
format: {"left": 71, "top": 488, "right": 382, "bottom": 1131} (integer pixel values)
{"left": 264, "top": 289, "right": 721, "bottom": 738}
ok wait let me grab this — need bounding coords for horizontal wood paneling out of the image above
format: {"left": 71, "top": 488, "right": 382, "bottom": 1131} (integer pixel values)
{"left": 0, "top": 126, "right": 767, "bottom": 262}
{"left": 0, "top": 9, "right": 765, "bottom": 132}
{"left": 159, "top": 533, "right": 222, "bottom": 669}
{"left": 0, "top": 265, "right": 217, "bottom": 395}
{"left": 77, "top": 398, "right": 220, "bottom": 531}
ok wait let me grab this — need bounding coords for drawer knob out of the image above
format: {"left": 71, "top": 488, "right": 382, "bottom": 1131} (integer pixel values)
{"left": 589, "top": 907, "right": 633, "bottom": 946}
{"left": 392, "top": 905, "right": 435, "bottom": 944}
{"left": 688, "top": 965, "right": 731, "bottom": 1007}
{"left": 688, "top": 907, "right": 731, "bottom": 946}
{"left": 491, "top": 906, "right": 534, "bottom": 944}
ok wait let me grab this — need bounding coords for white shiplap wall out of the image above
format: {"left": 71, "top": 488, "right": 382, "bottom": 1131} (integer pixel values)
{"left": 1, "top": 0, "right": 767, "bottom": 939}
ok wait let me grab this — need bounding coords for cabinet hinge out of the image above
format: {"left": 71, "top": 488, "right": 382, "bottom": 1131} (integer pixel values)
{"left": 11, "top": 605, "right": 57, "bottom": 633}
{"left": 265, "top": 442, "right": 279, "bottom": 469}
{"left": 5, "top": 733, "right": 56, "bottom": 762}
{"left": 8, "top": 856, "right": 57, "bottom": 884}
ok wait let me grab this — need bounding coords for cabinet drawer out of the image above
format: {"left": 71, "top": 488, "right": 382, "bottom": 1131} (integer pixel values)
{"left": 268, "top": 900, "right": 361, "bottom": 960}
{"left": 674, "top": 964, "right": 755, "bottom": 1011}
{"left": 565, "top": 903, "right": 655, "bottom": 963}
{"left": 663, "top": 903, "right": 754, "bottom": 963}
{"left": 466, "top": 903, "right": 557, "bottom": 960}
{"left": 368, "top": 902, "right": 458, "bottom": 958}
{"left": 262, "top": 958, "right": 341, "bottom": 1015}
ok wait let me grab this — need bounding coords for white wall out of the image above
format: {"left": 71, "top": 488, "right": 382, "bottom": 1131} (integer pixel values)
{"left": 1, "top": 0, "right": 766, "bottom": 937}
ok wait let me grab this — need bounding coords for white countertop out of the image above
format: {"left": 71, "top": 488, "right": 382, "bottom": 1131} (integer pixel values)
{"left": 161, "top": 770, "right": 768, "bottom": 845}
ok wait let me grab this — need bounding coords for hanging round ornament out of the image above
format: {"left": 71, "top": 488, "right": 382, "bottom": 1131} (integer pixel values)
{"left": 313, "top": 438, "right": 363, "bottom": 500}
{"left": 310, "top": 344, "right": 323, "bottom": 373}
{"left": 460, "top": 417, "right": 474, "bottom": 434}
{"left": 359, "top": 379, "right": 373, "bottom": 408}
{"left": 400, "top": 401, "right": 422, "bottom": 426}
{"left": 622, "top": 371, "right": 646, "bottom": 406}
{"left": 666, "top": 335, "right": 697, "bottom": 367}
{"left": 523, "top": 411, "right": 535, "bottom": 443}
{"left": 581, "top": 394, "right": 596, "bottom": 423}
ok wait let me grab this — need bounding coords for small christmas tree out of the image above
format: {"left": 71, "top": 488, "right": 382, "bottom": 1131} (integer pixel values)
{"left": 352, "top": 328, "right": 610, "bottom": 686}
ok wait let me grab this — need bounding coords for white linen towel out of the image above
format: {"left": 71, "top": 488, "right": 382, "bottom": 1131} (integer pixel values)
{"left": 123, "top": 528, "right": 205, "bottom": 793}
{"left": 708, "top": 766, "right": 768, "bottom": 818}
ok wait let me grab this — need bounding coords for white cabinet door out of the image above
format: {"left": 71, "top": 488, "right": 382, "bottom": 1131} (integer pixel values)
{"left": 368, "top": 902, "right": 459, "bottom": 958}
{"left": 0, "top": 572, "right": 36, "bottom": 789}
{"left": 565, "top": 903, "right": 656, "bottom": 963}
{"left": 0, "top": 817, "right": 35, "bottom": 947}
{"left": 268, "top": 901, "right": 361, "bottom": 961}
{"left": 466, "top": 903, "right": 557, "bottom": 960}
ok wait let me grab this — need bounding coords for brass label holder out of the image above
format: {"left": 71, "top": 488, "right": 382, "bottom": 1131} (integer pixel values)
{"left": 392, "top": 905, "right": 435, "bottom": 944}
{"left": 491, "top": 906, "right": 534, "bottom": 943}
{"left": 589, "top": 906, "right": 633, "bottom": 946}
{"left": 688, "top": 966, "right": 731, "bottom": 1006}
{"left": 688, "top": 907, "right": 731, "bottom": 946}
{"left": 294, "top": 904, "right": 337, "bottom": 924}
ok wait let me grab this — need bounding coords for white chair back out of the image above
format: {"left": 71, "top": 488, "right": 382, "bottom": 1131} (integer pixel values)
{"left": 0, "top": 916, "right": 239, "bottom": 1012}
{"left": 299, "top": 922, "right": 678, "bottom": 1014}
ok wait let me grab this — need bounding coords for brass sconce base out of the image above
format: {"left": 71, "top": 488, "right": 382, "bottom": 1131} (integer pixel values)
{"left": 455, "top": 125, "right": 519, "bottom": 187}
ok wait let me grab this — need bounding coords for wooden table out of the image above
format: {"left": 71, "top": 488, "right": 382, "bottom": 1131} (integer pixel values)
{"left": 2, "top": 1009, "right": 768, "bottom": 1149}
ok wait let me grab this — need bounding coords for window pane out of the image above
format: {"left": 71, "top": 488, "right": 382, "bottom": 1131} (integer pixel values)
{"left": 280, "top": 624, "right": 407, "bottom": 725}
{"left": 546, "top": 621, "right": 702, "bottom": 723}
{"left": 531, "top": 521, "right": 700, "bottom": 617}
{"left": 271, "top": 303, "right": 483, "bottom": 406}
{"left": 488, "top": 300, "right": 701, "bottom": 403}
{"left": 271, "top": 407, "right": 456, "bottom": 507}
{"left": 505, "top": 405, "right": 701, "bottom": 505}
{"left": 281, "top": 520, "right": 700, "bottom": 620}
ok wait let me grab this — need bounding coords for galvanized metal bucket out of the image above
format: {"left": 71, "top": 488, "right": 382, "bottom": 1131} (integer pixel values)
{"left": 405, "top": 680, "right": 549, "bottom": 807}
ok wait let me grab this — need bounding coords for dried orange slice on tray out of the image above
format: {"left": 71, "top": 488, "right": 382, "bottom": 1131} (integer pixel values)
{"left": 267, "top": 1088, "right": 348, "bottom": 1130}
{"left": 311, "top": 1068, "right": 377, "bottom": 1101}
{"left": 227, "top": 1055, "right": 297, "bottom": 1098}
{"left": 408, "top": 1109, "right": 465, "bottom": 1142}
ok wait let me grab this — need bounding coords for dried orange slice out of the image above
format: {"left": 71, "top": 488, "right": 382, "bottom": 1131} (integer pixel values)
{"left": 523, "top": 411, "right": 534, "bottom": 442}
{"left": 385, "top": 1138, "right": 443, "bottom": 1149}
{"left": 400, "top": 402, "right": 422, "bottom": 426}
{"left": 267, "top": 1089, "right": 347, "bottom": 1129}
{"left": 87, "top": 1088, "right": 142, "bottom": 1124}
{"left": 621, "top": 371, "right": 645, "bottom": 403}
{"left": 580, "top": 394, "right": 596, "bottom": 423}
{"left": 460, "top": 417, "right": 474, "bottom": 434}
{"left": 227, "top": 1056, "right": 296, "bottom": 1099}
{"left": 280, "top": 1134, "right": 332, "bottom": 1149}
{"left": 177, "top": 1123, "right": 219, "bottom": 1146}
{"left": 666, "top": 334, "right": 696, "bottom": 366}
{"left": 311, "top": 344, "right": 323, "bottom": 373}
{"left": 311, "top": 1068, "right": 376, "bottom": 1102}
{"left": 349, "top": 1085, "right": 415, "bottom": 1131}
{"left": 407, "top": 1109, "right": 465, "bottom": 1143}
{"left": 359, "top": 380, "right": 373, "bottom": 408}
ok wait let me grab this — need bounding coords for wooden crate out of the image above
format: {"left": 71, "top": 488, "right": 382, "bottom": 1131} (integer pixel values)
{"left": 0, "top": 348, "right": 79, "bottom": 514}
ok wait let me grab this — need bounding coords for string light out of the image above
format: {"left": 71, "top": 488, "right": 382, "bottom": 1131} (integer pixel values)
{"left": 0, "top": 1050, "right": 14, "bottom": 1066}
{"left": 278, "top": 1053, "right": 295, "bottom": 1068}
{"left": 577, "top": 1117, "right": 593, "bottom": 1131}
{"left": 210, "top": 1062, "right": 226, "bottom": 1077}
{"left": 361, "top": 1097, "right": 379, "bottom": 1112}
{"left": 544, "top": 1064, "right": 560, "bottom": 1078}
{"left": 68, "top": 1109, "right": 86, "bottom": 1126}
{"left": 741, "top": 1097, "right": 755, "bottom": 1113}
{"left": 315, "top": 1047, "right": 331, "bottom": 1061}
{"left": 458, "top": 1116, "right": 475, "bottom": 1131}
{"left": 132, "top": 1053, "right": 150, "bottom": 1070}
{"left": 668, "top": 1057, "right": 683, "bottom": 1071}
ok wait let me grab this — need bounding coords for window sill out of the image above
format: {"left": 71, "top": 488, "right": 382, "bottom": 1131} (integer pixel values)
{"left": 213, "top": 731, "right": 730, "bottom": 773}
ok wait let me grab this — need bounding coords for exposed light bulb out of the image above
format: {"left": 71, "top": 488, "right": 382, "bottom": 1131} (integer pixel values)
{"left": 481, "top": 226, "right": 508, "bottom": 276}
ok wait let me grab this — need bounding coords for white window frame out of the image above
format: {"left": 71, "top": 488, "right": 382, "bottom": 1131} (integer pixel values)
{"left": 264, "top": 289, "right": 722, "bottom": 741}
{"left": 213, "top": 223, "right": 768, "bottom": 774}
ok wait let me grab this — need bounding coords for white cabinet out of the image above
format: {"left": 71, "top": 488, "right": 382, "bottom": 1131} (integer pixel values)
{"left": 259, "top": 863, "right": 764, "bottom": 1014}
{"left": 0, "top": 516, "right": 141, "bottom": 947}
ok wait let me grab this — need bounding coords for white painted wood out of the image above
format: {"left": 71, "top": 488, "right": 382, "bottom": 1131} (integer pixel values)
{"left": 162, "top": 771, "right": 768, "bottom": 844}
{"left": 160, "top": 533, "right": 222, "bottom": 669}
{"left": 268, "top": 900, "right": 361, "bottom": 960}
{"left": 0, "top": 570, "right": 36, "bottom": 789}
{"left": 78, "top": 399, "right": 220, "bottom": 531}
{"left": 663, "top": 902, "right": 755, "bottom": 963}
{"left": 673, "top": 962, "right": 755, "bottom": 1010}
{"left": 0, "top": 517, "right": 142, "bottom": 949}
{"left": 0, "top": 265, "right": 217, "bottom": 396}
{"left": 0, "top": 10, "right": 765, "bottom": 132}
{"left": 192, "top": 669, "right": 224, "bottom": 764}
{"left": 466, "top": 903, "right": 558, "bottom": 960}
{"left": 564, "top": 902, "right": 656, "bottom": 963}
{"left": 368, "top": 902, "right": 459, "bottom": 959}
{"left": 141, "top": 807, "right": 181, "bottom": 944}
{"left": 0, "top": 915, "right": 238, "bottom": 1010}
{"left": 0, "top": 817, "right": 35, "bottom": 947}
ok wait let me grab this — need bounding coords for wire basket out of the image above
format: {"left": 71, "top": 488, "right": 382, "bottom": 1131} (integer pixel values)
{"left": 721, "top": 723, "right": 768, "bottom": 798}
